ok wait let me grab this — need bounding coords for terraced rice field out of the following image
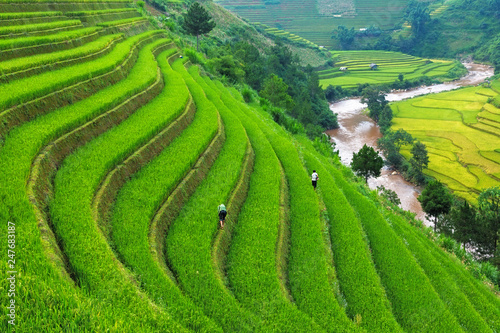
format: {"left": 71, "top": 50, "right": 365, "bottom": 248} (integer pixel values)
{"left": 254, "top": 23, "right": 319, "bottom": 48}
{"left": 392, "top": 85, "right": 500, "bottom": 202}
{"left": 319, "top": 50, "right": 455, "bottom": 88}
{"left": 215, "top": 0, "right": 433, "bottom": 48}
{"left": 0, "top": 0, "right": 499, "bottom": 331}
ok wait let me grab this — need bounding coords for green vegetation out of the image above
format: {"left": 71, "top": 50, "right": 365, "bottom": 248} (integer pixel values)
{"left": 65, "top": 8, "right": 137, "bottom": 16}
{"left": 330, "top": 168, "right": 464, "bottom": 332}
{"left": 0, "top": 11, "right": 63, "bottom": 19}
{"left": 319, "top": 50, "right": 459, "bottom": 89}
{"left": 199, "top": 31, "right": 336, "bottom": 135}
{"left": 0, "top": 34, "right": 122, "bottom": 77}
{"left": 0, "top": 19, "right": 81, "bottom": 36}
{"left": 201, "top": 69, "right": 323, "bottom": 332}
{"left": 242, "top": 93, "right": 361, "bottom": 332}
{"left": 1, "top": 0, "right": 500, "bottom": 331}
{"left": 391, "top": 85, "right": 500, "bottom": 201}
{"left": 253, "top": 23, "right": 319, "bottom": 48}
{"left": 300, "top": 148, "right": 402, "bottom": 332}
{"left": 165, "top": 60, "right": 263, "bottom": 332}
{"left": 183, "top": 2, "right": 216, "bottom": 51}
{"left": 0, "top": 30, "right": 160, "bottom": 111}
{"left": 0, "top": 0, "right": 131, "bottom": 2}
{"left": 0, "top": 26, "right": 101, "bottom": 50}
{"left": 49, "top": 38, "right": 177, "bottom": 329}
{"left": 110, "top": 55, "right": 222, "bottom": 332}
{"left": 419, "top": 180, "right": 453, "bottom": 231}
{"left": 214, "top": 0, "right": 410, "bottom": 48}
{"left": 97, "top": 17, "right": 147, "bottom": 27}
{"left": 351, "top": 144, "right": 384, "bottom": 182}
{"left": 385, "top": 212, "right": 496, "bottom": 332}
{"left": 0, "top": 30, "right": 180, "bottom": 331}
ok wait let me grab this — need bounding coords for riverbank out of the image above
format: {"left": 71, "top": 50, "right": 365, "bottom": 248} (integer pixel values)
{"left": 327, "top": 62, "right": 495, "bottom": 226}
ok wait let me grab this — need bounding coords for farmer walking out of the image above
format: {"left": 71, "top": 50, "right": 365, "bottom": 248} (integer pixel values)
{"left": 311, "top": 170, "right": 319, "bottom": 190}
{"left": 218, "top": 203, "right": 227, "bottom": 229}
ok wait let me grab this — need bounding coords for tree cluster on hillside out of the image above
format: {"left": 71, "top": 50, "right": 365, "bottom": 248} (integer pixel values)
{"left": 403, "top": 0, "right": 431, "bottom": 37}
{"left": 359, "top": 88, "right": 429, "bottom": 184}
{"left": 350, "top": 144, "right": 383, "bottom": 182}
{"left": 424, "top": 184, "right": 500, "bottom": 271}
{"left": 419, "top": 180, "right": 453, "bottom": 232}
{"left": 159, "top": 3, "right": 338, "bottom": 139}
{"left": 202, "top": 38, "right": 338, "bottom": 137}
{"left": 332, "top": 25, "right": 356, "bottom": 50}
{"left": 324, "top": 0, "right": 500, "bottom": 72}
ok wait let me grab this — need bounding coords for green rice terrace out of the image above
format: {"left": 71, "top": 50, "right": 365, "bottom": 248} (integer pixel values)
{"left": 318, "top": 50, "right": 457, "bottom": 89}
{"left": 0, "top": 0, "right": 499, "bottom": 331}
{"left": 214, "top": 0, "right": 438, "bottom": 48}
{"left": 392, "top": 83, "right": 500, "bottom": 203}
{"left": 254, "top": 22, "right": 319, "bottom": 48}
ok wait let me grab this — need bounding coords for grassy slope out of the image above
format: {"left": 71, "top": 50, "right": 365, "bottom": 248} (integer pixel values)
{"left": 214, "top": 0, "right": 424, "bottom": 48}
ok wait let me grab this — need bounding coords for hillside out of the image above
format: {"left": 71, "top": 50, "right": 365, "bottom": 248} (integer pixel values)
{"left": 396, "top": 0, "right": 500, "bottom": 64}
{"left": 214, "top": 0, "right": 438, "bottom": 48}
{"left": 318, "top": 50, "right": 460, "bottom": 88}
{"left": 0, "top": 0, "right": 499, "bottom": 332}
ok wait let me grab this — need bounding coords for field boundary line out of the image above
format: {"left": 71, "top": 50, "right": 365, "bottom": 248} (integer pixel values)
{"left": 149, "top": 111, "right": 225, "bottom": 281}
{"left": 26, "top": 53, "right": 165, "bottom": 282}
{"left": 92, "top": 91, "right": 194, "bottom": 241}
{"left": 0, "top": 27, "right": 103, "bottom": 61}
{"left": 467, "top": 121, "right": 500, "bottom": 139}
{"left": 211, "top": 140, "right": 255, "bottom": 286}
{"left": 0, "top": 34, "right": 123, "bottom": 82}
{"left": 0, "top": 33, "right": 168, "bottom": 138}
{"left": 276, "top": 163, "right": 293, "bottom": 301}
{"left": 0, "top": 22, "right": 84, "bottom": 40}
{"left": 0, "top": 15, "right": 67, "bottom": 27}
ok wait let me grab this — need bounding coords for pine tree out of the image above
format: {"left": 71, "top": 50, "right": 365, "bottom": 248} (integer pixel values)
{"left": 183, "top": 2, "right": 216, "bottom": 51}
{"left": 351, "top": 144, "right": 384, "bottom": 182}
{"left": 418, "top": 180, "right": 452, "bottom": 232}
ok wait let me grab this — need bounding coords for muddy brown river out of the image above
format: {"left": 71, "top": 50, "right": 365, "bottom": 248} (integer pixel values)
{"left": 326, "top": 63, "right": 494, "bottom": 225}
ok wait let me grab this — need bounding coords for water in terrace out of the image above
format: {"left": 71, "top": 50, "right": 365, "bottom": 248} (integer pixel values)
{"left": 326, "top": 63, "right": 494, "bottom": 226}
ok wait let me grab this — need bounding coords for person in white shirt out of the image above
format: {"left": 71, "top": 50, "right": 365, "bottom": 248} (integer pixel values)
{"left": 218, "top": 203, "right": 227, "bottom": 229}
{"left": 311, "top": 170, "right": 319, "bottom": 190}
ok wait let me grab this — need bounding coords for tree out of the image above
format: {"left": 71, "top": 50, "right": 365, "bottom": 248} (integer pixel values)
{"left": 361, "top": 87, "right": 388, "bottom": 122}
{"left": 206, "top": 55, "right": 244, "bottom": 83}
{"left": 377, "top": 129, "right": 413, "bottom": 168}
{"left": 183, "top": 2, "right": 216, "bottom": 51}
{"left": 377, "top": 185, "right": 401, "bottom": 206}
{"left": 351, "top": 144, "right": 384, "bottom": 182}
{"left": 448, "top": 199, "right": 477, "bottom": 249}
{"left": 409, "top": 141, "right": 429, "bottom": 184}
{"left": 333, "top": 25, "right": 356, "bottom": 49}
{"left": 378, "top": 105, "right": 393, "bottom": 134}
{"left": 488, "top": 0, "right": 500, "bottom": 17}
{"left": 477, "top": 187, "right": 500, "bottom": 261}
{"left": 260, "top": 74, "right": 294, "bottom": 110}
{"left": 418, "top": 180, "right": 453, "bottom": 232}
{"left": 404, "top": 0, "right": 430, "bottom": 37}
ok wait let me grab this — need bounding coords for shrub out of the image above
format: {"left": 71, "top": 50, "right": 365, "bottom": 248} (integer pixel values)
{"left": 481, "top": 261, "right": 499, "bottom": 285}
{"left": 183, "top": 47, "right": 205, "bottom": 65}
{"left": 241, "top": 87, "right": 253, "bottom": 103}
